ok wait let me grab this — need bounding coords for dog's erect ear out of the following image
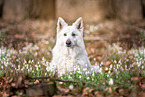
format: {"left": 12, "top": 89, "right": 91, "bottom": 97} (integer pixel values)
{"left": 73, "top": 17, "right": 84, "bottom": 33}
{"left": 57, "top": 17, "right": 68, "bottom": 33}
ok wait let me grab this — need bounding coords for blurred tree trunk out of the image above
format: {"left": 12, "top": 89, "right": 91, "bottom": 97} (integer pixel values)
{"left": 56, "top": 0, "right": 116, "bottom": 22}
{"left": 142, "top": 0, "right": 145, "bottom": 17}
{"left": 3, "top": 0, "right": 30, "bottom": 21}
{"left": 1, "top": 0, "right": 144, "bottom": 22}
{"left": 0, "top": 0, "right": 4, "bottom": 17}
{"left": 56, "top": 0, "right": 143, "bottom": 22}
{"left": 115, "top": 0, "right": 143, "bottom": 21}
{"left": 2, "top": 0, "right": 55, "bottom": 21}
{"left": 29, "top": 0, "right": 55, "bottom": 20}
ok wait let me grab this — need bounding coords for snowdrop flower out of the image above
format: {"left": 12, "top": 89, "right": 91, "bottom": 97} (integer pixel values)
{"left": 107, "top": 74, "right": 110, "bottom": 77}
{"left": 35, "top": 65, "right": 38, "bottom": 71}
{"left": 105, "top": 67, "right": 108, "bottom": 71}
{"left": 85, "top": 71, "right": 89, "bottom": 75}
{"left": 1, "top": 66, "right": 3, "bottom": 69}
{"left": 100, "top": 62, "right": 103, "bottom": 66}
{"left": 68, "top": 75, "right": 71, "bottom": 79}
{"left": 45, "top": 41, "right": 49, "bottom": 44}
{"left": 125, "top": 65, "right": 127, "bottom": 70}
{"left": 114, "top": 60, "right": 117, "bottom": 63}
{"left": 109, "top": 78, "right": 113, "bottom": 85}
{"left": 99, "top": 68, "right": 102, "bottom": 74}
{"left": 92, "top": 72, "right": 95, "bottom": 77}
{"left": 93, "top": 58, "right": 96, "bottom": 61}
{"left": 83, "top": 68, "right": 87, "bottom": 71}
{"left": 77, "top": 70, "right": 82, "bottom": 74}
{"left": 45, "top": 73, "right": 47, "bottom": 76}
{"left": 69, "top": 84, "right": 74, "bottom": 90}
{"left": 110, "top": 65, "right": 113, "bottom": 69}
{"left": 87, "top": 77, "right": 90, "bottom": 80}
{"left": 77, "top": 67, "right": 81, "bottom": 71}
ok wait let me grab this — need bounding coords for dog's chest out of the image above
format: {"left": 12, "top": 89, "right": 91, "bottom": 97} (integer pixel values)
{"left": 61, "top": 48, "right": 76, "bottom": 62}
{"left": 56, "top": 47, "right": 79, "bottom": 64}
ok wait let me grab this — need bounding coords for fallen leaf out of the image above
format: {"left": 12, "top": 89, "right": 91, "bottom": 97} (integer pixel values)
{"left": 82, "top": 87, "right": 90, "bottom": 96}
{"left": 141, "top": 84, "right": 145, "bottom": 89}
{"left": 89, "top": 88, "right": 95, "bottom": 93}
{"left": 121, "top": 34, "right": 130, "bottom": 38}
{"left": 119, "top": 89, "right": 125, "bottom": 95}
{"left": 108, "top": 87, "right": 112, "bottom": 93}
{"left": 8, "top": 78, "right": 13, "bottom": 83}
{"left": 34, "top": 80, "right": 39, "bottom": 84}
{"left": 2, "top": 92, "right": 9, "bottom": 97}
{"left": 11, "top": 83, "right": 16, "bottom": 87}
{"left": 57, "top": 85, "right": 69, "bottom": 93}
{"left": 90, "top": 48, "right": 95, "bottom": 53}
{"left": 96, "top": 56, "right": 102, "bottom": 61}
{"left": 131, "top": 77, "right": 139, "bottom": 82}
{"left": 105, "top": 61, "right": 111, "bottom": 66}
{"left": 94, "top": 91, "right": 100, "bottom": 96}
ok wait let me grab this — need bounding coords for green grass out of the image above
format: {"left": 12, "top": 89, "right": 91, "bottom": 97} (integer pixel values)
{"left": 0, "top": 33, "right": 6, "bottom": 38}
{"left": 0, "top": 42, "right": 145, "bottom": 94}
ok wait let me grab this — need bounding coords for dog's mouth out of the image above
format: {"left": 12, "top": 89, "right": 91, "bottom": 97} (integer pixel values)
{"left": 66, "top": 44, "right": 72, "bottom": 47}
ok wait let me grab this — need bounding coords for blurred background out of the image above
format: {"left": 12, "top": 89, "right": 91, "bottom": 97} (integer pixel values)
{"left": 1, "top": 0, "right": 144, "bottom": 22}
{"left": 0, "top": 1, "right": 145, "bottom": 96}
{"left": 0, "top": 0, "right": 145, "bottom": 56}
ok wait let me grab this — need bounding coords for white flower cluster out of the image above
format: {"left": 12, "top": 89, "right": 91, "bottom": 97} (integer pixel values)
{"left": 84, "top": 24, "right": 102, "bottom": 34}
{"left": 0, "top": 44, "right": 145, "bottom": 86}
{"left": 108, "top": 43, "right": 125, "bottom": 55}
{"left": 0, "top": 47, "right": 16, "bottom": 67}
{"left": 22, "top": 43, "right": 39, "bottom": 54}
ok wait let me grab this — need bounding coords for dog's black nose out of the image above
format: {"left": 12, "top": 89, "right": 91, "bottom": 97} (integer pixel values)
{"left": 66, "top": 39, "right": 71, "bottom": 47}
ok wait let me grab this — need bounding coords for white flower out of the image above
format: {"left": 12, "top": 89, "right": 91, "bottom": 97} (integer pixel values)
{"left": 92, "top": 72, "right": 95, "bottom": 77}
{"left": 69, "top": 84, "right": 74, "bottom": 90}
{"left": 87, "top": 77, "right": 90, "bottom": 80}
{"left": 110, "top": 65, "right": 113, "bottom": 69}
{"left": 85, "top": 71, "right": 90, "bottom": 75}
{"left": 109, "top": 78, "right": 113, "bottom": 85}
{"left": 93, "top": 58, "right": 96, "bottom": 61}
{"left": 68, "top": 75, "right": 71, "bottom": 78}
{"left": 105, "top": 67, "right": 108, "bottom": 71}
{"left": 83, "top": 68, "right": 87, "bottom": 71}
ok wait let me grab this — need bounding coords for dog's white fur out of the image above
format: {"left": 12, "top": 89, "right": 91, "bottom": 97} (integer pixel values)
{"left": 51, "top": 17, "right": 93, "bottom": 74}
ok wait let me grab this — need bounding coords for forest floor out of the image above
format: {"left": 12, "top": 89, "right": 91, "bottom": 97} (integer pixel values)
{"left": 0, "top": 19, "right": 145, "bottom": 96}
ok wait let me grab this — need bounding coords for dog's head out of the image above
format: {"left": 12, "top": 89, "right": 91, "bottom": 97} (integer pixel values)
{"left": 56, "top": 17, "right": 84, "bottom": 48}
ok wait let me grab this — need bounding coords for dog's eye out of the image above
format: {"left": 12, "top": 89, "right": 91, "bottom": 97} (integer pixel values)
{"left": 72, "top": 33, "right": 76, "bottom": 36}
{"left": 64, "top": 33, "right": 67, "bottom": 36}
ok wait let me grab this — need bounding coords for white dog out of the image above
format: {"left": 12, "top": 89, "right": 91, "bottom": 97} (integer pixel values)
{"left": 51, "top": 17, "right": 94, "bottom": 74}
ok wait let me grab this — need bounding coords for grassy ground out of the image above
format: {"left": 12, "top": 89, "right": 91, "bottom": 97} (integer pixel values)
{"left": 0, "top": 40, "right": 145, "bottom": 96}
{"left": 0, "top": 19, "right": 145, "bottom": 96}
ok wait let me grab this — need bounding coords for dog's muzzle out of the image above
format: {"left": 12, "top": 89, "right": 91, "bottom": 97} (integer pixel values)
{"left": 66, "top": 39, "right": 72, "bottom": 47}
